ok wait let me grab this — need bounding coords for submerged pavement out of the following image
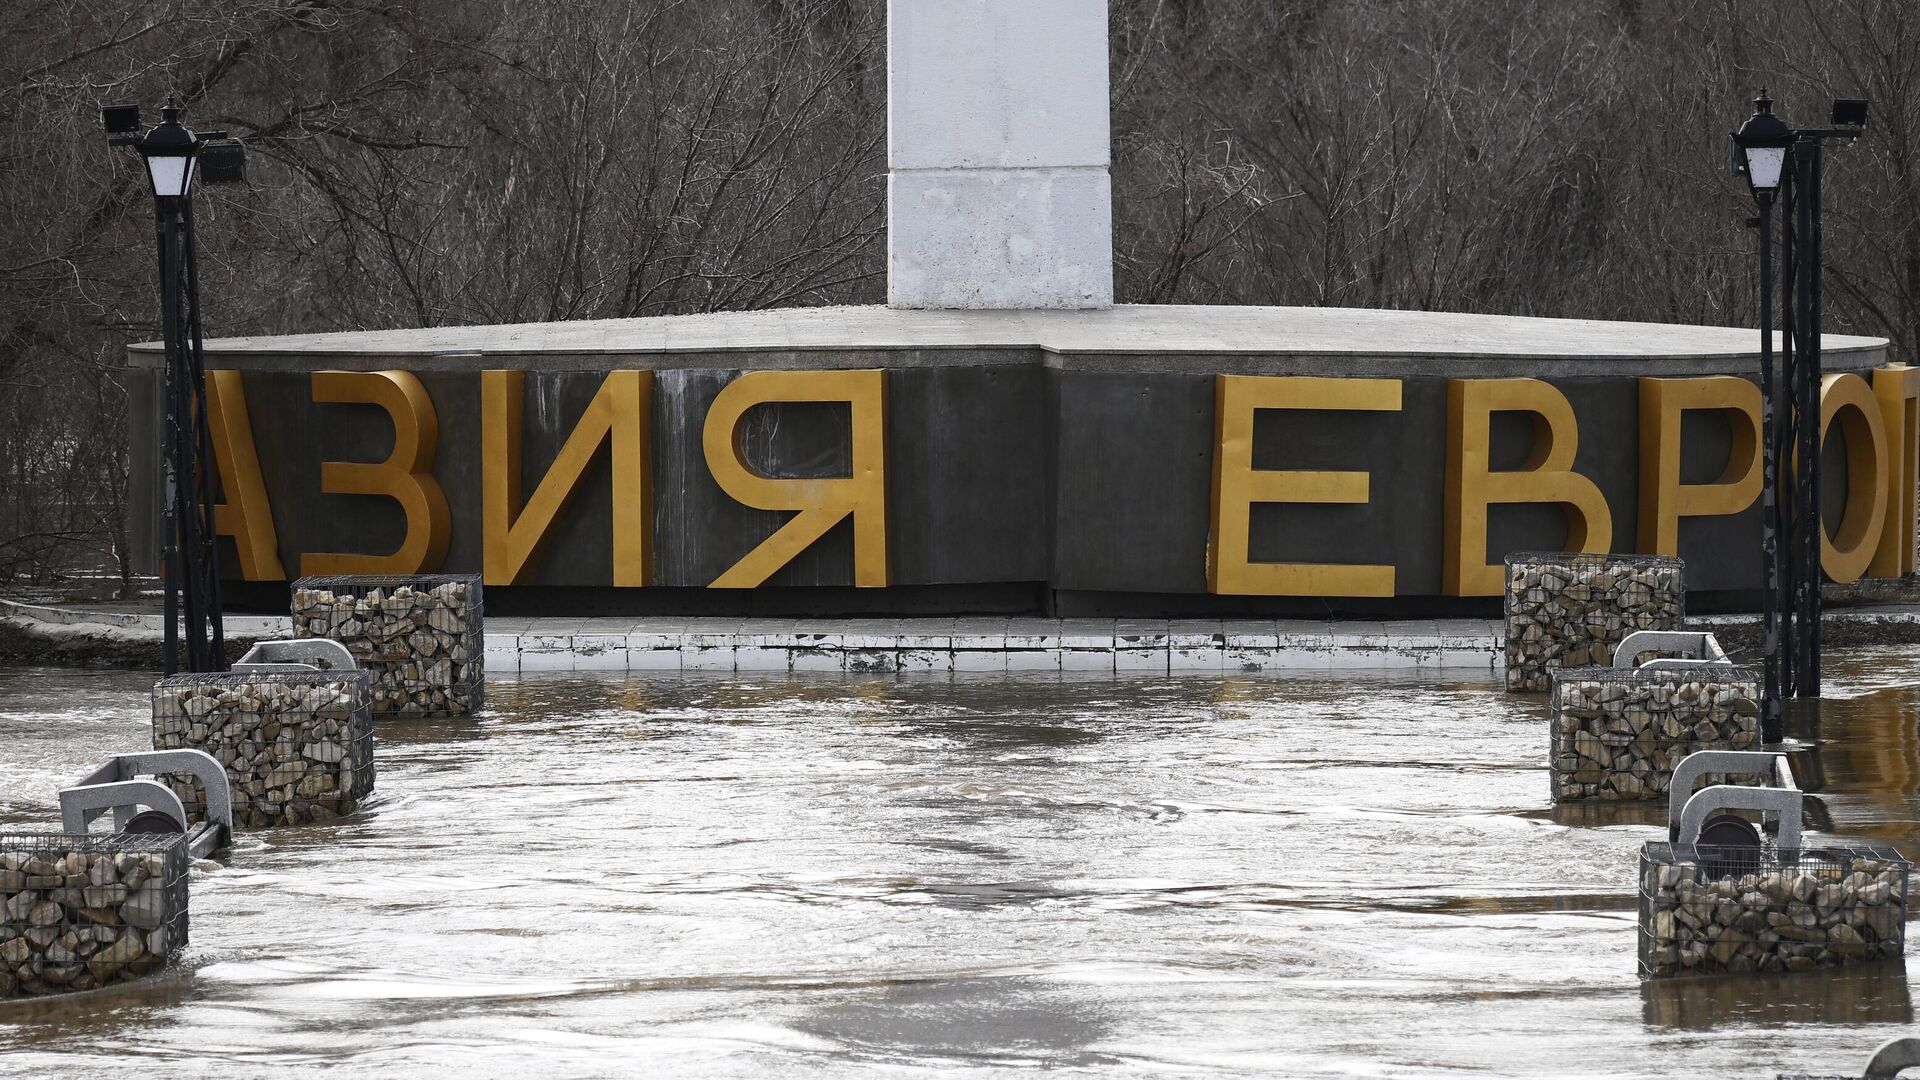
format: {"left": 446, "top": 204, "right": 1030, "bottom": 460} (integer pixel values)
{"left": 2, "top": 656, "right": 1919, "bottom": 1076}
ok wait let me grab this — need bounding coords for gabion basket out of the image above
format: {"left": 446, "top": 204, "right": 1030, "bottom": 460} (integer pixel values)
{"left": 1504, "top": 551, "right": 1685, "bottom": 692}
{"left": 292, "top": 574, "right": 484, "bottom": 716}
{"left": 1639, "top": 841, "right": 1909, "bottom": 978}
{"left": 0, "top": 831, "right": 188, "bottom": 997}
{"left": 153, "top": 670, "right": 375, "bottom": 829}
{"left": 1550, "top": 665, "right": 1761, "bottom": 801}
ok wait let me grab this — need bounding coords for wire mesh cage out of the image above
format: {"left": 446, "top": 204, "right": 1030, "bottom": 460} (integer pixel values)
{"left": 1503, "top": 552, "right": 1686, "bottom": 692}
{"left": 153, "top": 670, "right": 375, "bottom": 829}
{"left": 292, "top": 574, "right": 484, "bottom": 717}
{"left": 1639, "top": 841, "right": 1909, "bottom": 978}
{"left": 0, "top": 831, "right": 188, "bottom": 997}
{"left": 1550, "top": 665, "right": 1761, "bottom": 801}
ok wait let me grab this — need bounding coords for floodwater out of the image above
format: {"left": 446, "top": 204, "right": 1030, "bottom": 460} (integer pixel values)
{"left": 1, "top": 655, "right": 1918, "bottom": 1078}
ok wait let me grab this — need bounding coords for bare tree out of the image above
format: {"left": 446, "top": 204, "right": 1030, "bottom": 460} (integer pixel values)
{"left": 3, "top": 0, "right": 1918, "bottom": 590}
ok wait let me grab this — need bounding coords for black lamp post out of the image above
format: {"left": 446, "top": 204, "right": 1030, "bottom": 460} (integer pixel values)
{"left": 1730, "top": 90, "right": 1867, "bottom": 743}
{"left": 104, "top": 98, "right": 247, "bottom": 675}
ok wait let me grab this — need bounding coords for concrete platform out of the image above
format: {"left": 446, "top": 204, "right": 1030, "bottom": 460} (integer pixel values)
{"left": 1, "top": 600, "right": 1497, "bottom": 673}
{"left": 11, "top": 599, "right": 1920, "bottom": 674}
{"left": 484, "top": 616, "right": 1506, "bottom": 673}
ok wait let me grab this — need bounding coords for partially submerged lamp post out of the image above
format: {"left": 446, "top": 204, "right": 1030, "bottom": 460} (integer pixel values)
{"left": 1730, "top": 90, "right": 1867, "bottom": 742}
{"left": 104, "top": 99, "right": 247, "bottom": 674}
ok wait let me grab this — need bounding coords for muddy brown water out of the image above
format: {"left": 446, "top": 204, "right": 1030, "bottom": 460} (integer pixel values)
{"left": 1, "top": 654, "right": 1918, "bottom": 1077}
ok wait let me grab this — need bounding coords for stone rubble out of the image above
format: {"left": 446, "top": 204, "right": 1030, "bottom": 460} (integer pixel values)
{"left": 1505, "top": 554, "right": 1685, "bottom": 692}
{"left": 0, "top": 842, "right": 183, "bottom": 996}
{"left": 292, "top": 577, "right": 484, "bottom": 716}
{"left": 153, "top": 673, "right": 374, "bottom": 829}
{"left": 1641, "top": 852, "right": 1907, "bottom": 976}
{"left": 1551, "top": 669, "right": 1761, "bottom": 801}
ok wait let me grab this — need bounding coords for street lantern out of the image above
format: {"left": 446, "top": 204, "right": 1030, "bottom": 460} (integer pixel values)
{"left": 136, "top": 103, "right": 198, "bottom": 199}
{"left": 1730, "top": 88, "right": 1867, "bottom": 742}
{"left": 103, "top": 97, "right": 249, "bottom": 675}
{"left": 1731, "top": 91, "right": 1793, "bottom": 201}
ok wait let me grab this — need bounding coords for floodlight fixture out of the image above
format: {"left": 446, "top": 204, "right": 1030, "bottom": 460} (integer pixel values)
{"left": 199, "top": 139, "right": 246, "bottom": 184}
{"left": 1831, "top": 98, "right": 1869, "bottom": 128}
{"left": 101, "top": 103, "right": 142, "bottom": 136}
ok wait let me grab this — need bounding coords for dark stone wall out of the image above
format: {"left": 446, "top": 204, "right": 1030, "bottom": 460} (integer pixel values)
{"left": 1048, "top": 371, "right": 1761, "bottom": 598}
{"left": 129, "top": 351, "right": 1874, "bottom": 613}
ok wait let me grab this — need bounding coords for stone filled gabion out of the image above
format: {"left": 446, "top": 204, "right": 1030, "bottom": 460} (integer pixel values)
{"left": 292, "top": 575, "right": 484, "bottom": 716}
{"left": 1639, "top": 844, "right": 1908, "bottom": 977}
{"left": 0, "top": 833, "right": 187, "bottom": 997}
{"left": 153, "top": 671, "right": 375, "bottom": 829}
{"left": 1550, "top": 667, "right": 1761, "bottom": 801}
{"left": 1504, "top": 552, "right": 1685, "bottom": 692}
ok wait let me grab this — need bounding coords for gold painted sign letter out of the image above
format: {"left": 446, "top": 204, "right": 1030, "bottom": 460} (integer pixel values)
{"left": 206, "top": 370, "right": 286, "bottom": 581}
{"left": 1209, "top": 375, "right": 1402, "bottom": 596}
{"left": 1819, "top": 372, "right": 1889, "bottom": 584}
{"left": 300, "top": 370, "right": 453, "bottom": 577}
{"left": 1444, "top": 378, "right": 1613, "bottom": 596}
{"left": 482, "top": 370, "right": 653, "bottom": 587}
{"left": 1871, "top": 364, "right": 1920, "bottom": 578}
{"left": 704, "top": 370, "right": 888, "bottom": 588}
{"left": 1636, "top": 376, "right": 1762, "bottom": 556}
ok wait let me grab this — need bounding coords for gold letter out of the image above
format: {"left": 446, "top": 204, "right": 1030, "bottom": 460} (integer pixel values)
{"left": 1871, "top": 364, "right": 1920, "bottom": 577}
{"left": 300, "top": 371, "right": 452, "bottom": 577}
{"left": 206, "top": 370, "right": 286, "bottom": 581}
{"left": 1208, "top": 375, "right": 1401, "bottom": 596}
{"left": 704, "top": 370, "right": 888, "bottom": 588}
{"left": 1636, "top": 376, "right": 1762, "bottom": 556}
{"left": 1444, "top": 378, "right": 1613, "bottom": 596}
{"left": 1819, "top": 372, "right": 1889, "bottom": 584}
{"left": 482, "top": 370, "right": 652, "bottom": 587}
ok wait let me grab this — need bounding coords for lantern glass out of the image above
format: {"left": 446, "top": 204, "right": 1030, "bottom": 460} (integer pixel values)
{"left": 1743, "top": 145, "right": 1787, "bottom": 193}
{"left": 145, "top": 154, "right": 196, "bottom": 198}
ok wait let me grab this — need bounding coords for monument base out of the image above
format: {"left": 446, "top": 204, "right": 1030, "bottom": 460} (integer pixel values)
{"left": 126, "top": 304, "right": 1900, "bottom": 616}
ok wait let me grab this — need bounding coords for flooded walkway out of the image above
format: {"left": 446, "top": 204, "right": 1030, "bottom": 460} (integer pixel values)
{"left": 1, "top": 656, "right": 1917, "bottom": 1077}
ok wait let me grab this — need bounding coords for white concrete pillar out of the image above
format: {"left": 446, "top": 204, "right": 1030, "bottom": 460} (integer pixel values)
{"left": 887, "top": 0, "right": 1113, "bottom": 310}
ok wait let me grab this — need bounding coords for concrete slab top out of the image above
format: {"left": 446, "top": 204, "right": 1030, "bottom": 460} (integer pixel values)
{"left": 129, "top": 304, "right": 1890, "bottom": 372}
{"left": 12, "top": 601, "right": 1920, "bottom": 674}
